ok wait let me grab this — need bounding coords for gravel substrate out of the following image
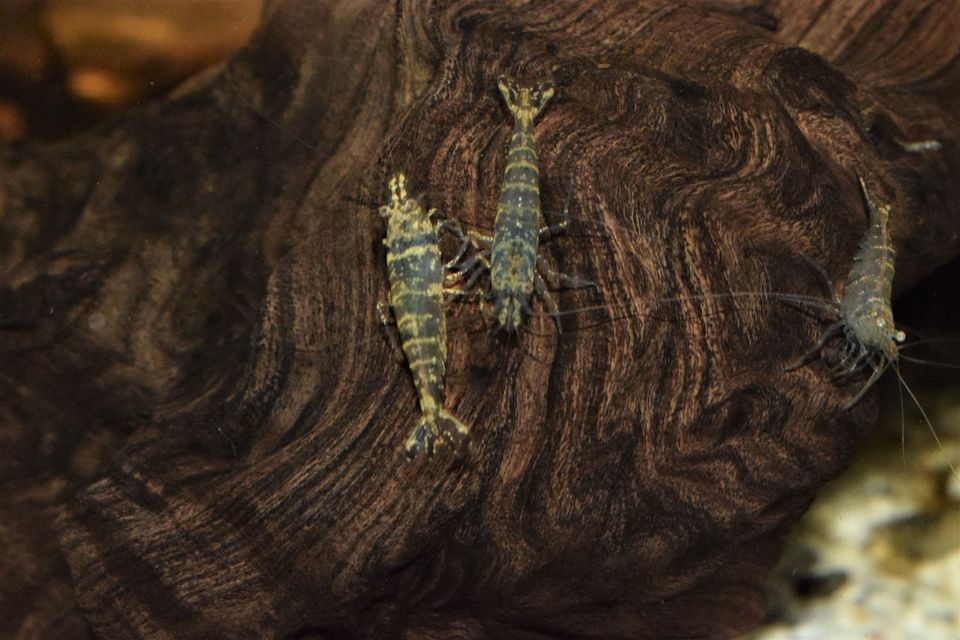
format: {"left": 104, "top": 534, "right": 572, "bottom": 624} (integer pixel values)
{"left": 744, "top": 380, "right": 960, "bottom": 640}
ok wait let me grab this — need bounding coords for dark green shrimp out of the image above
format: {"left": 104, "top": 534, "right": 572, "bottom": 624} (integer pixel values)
{"left": 380, "top": 173, "right": 470, "bottom": 457}
{"left": 456, "top": 76, "right": 593, "bottom": 332}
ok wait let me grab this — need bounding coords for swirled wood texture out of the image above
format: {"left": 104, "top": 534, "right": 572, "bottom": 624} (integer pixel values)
{"left": 2, "top": 1, "right": 959, "bottom": 638}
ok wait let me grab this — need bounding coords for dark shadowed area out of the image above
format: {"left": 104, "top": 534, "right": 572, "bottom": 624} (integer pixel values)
{"left": 1, "top": 1, "right": 958, "bottom": 639}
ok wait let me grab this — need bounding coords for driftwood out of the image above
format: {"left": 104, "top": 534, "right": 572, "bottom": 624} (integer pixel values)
{"left": 2, "top": 1, "right": 959, "bottom": 638}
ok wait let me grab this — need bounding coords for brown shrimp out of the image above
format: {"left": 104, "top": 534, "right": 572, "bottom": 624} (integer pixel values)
{"left": 786, "top": 176, "right": 905, "bottom": 408}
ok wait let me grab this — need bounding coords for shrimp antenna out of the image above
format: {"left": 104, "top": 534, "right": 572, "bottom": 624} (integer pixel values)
{"left": 843, "top": 358, "right": 890, "bottom": 409}
{"left": 546, "top": 289, "right": 838, "bottom": 321}
{"left": 897, "top": 354, "right": 960, "bottom": 369}
{"left": 223, "top": 66, "right": 327, "bottom": 156}
{"left": 898, "top": 363, "right": 906, "bottom": 470}
{"left": 890, "top": 360, "right": 960, "bottom": 487}
{"left": 898, "top": 336, "right": 960, "bottom": 351}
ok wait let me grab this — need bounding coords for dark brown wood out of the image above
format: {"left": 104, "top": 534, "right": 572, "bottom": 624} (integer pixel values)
{"left": 2, "top": 1, "right": 959, "bottom": 638}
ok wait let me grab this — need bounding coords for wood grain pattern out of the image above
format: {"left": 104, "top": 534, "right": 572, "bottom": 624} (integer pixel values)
{"left": 2, "top": 1, "right": 959, "bottom": 638}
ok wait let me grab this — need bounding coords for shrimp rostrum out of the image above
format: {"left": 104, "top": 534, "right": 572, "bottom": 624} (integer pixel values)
{"left": 379, "top": 173, "right": 470, "bottom": 457}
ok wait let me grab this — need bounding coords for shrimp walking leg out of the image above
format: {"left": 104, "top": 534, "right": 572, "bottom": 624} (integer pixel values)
{"left": 539, "top": 176, "right": 576, "bottom": 239}
{"left": 533, "top": 271, "right": 562, "bottom": 332}
{"left": 784, "top": 321, "right": 843, "bottom": 372}
{"left": 376, "top": 299, "right": 405, "bottom": 362}
{"left": 843, "top": 360, "right": 890, "bottom": 409}
{"left": 437, "top": 218, "right": 474, "bottom": 270}
{"left": 537, "top": 257, "right": 597, "bottom": 290}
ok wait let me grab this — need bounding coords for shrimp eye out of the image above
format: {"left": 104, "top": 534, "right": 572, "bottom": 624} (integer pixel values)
{"left": 894, "top": 329, "right": 906, "bottom": 343}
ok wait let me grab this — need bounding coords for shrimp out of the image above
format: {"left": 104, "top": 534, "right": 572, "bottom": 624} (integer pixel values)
{"left": 538, "top": 175, "right": 911, "bottom": 411}
{"left": 380, "top": 173, "right": 470, "bottom": 457}
{"left": 786, "top": 176, "right": 905, "bottom": 408}
{"left": 455, "top": 76, "right": 594, "bottom": 333}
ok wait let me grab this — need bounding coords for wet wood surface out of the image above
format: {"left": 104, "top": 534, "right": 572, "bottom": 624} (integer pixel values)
{"left": 1, "top": 1, "right": 959, "bottom": 638}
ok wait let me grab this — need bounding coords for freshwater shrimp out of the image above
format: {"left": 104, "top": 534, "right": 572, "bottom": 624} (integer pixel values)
{"left": 455, "top": 76, "right": 594, "bottom": 332}
{"left": 787, "top": 175, "right": 960, "bottom": 485}
{"left": 539, "top": 175, "right": 936, "bottom": 414}
{"left": 552, "top": 175, "right": 914, "bottom": 410}
{"left": 380, "top": 173, "right": 470, "bottom": 457}
{"left": 785, "top": 176, "right": 905, "bottom": 408}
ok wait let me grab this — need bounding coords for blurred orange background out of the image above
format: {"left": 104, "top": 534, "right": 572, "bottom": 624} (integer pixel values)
{"left": 0, "top": 0, "right": 261, "bottom": 141}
